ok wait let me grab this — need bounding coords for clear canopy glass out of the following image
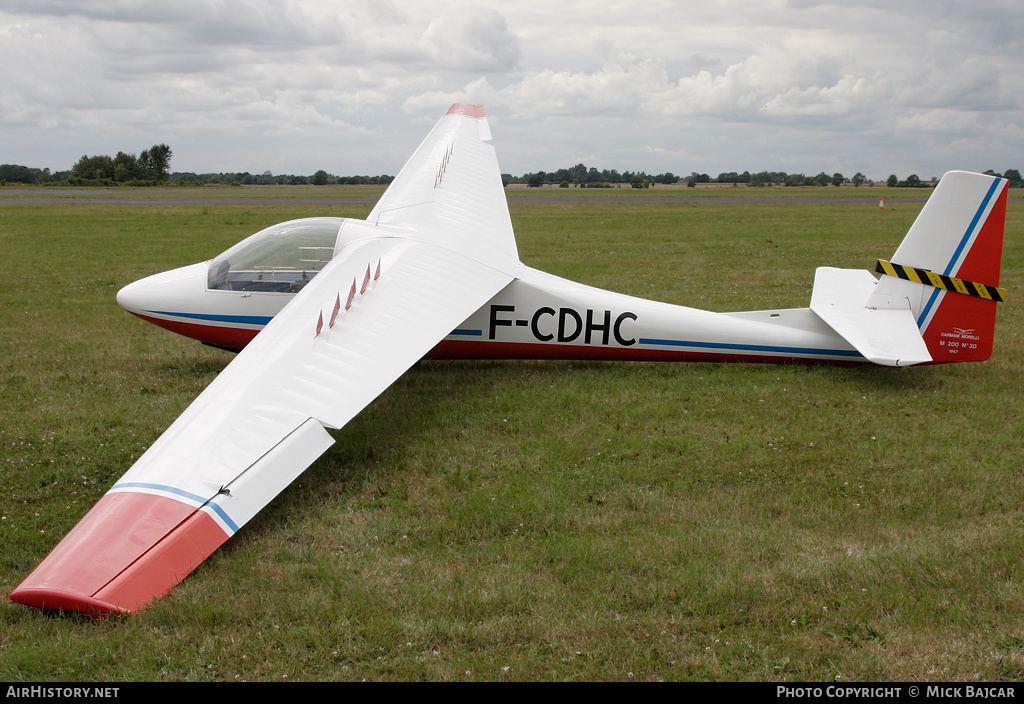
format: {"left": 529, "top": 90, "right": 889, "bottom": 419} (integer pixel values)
{"left": 207, "top": 217, "right": 346, "bottom": 293}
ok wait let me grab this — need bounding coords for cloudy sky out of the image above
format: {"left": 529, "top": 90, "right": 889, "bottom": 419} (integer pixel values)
{"left": 2, "top": 0, "right": 1022, "bottom": 181}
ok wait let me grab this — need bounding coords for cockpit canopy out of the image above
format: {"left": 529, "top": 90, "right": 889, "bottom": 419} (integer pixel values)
{"left": 207, "top": 217, "right": 346, "bottom": 293}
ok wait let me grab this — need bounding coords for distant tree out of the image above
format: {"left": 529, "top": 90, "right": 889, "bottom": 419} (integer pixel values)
{"left": 138, "top": 144, "right": 172, "bottom": 181}
{"left": 1004, "top": 169, "right": 1022, "bottom": 187}
{"left": 113, "top": 151, "right": 138, "bottom": 182}
{"left": 887, "top": 174, "right": 899, "bottom": 188}
{"left": 312, "top": 169, "right": 329, "bottom": 185}
{"left": 527, "top": 174, "right": 544, "bottom": 188}
{"left": 852, "top": 172, "right": 866, "bottom": 187}
{"left": 831, "top": 172, "right": 844, "bottom": 187}
{"left": 72, "top": 154, "right": 115, "bottom": 181}
{"left": 749, "top": 174, "right": 762, "bottom": 188}
{"left": 0, "top": 164, "right": 44, "bottom": 183}
{"left": 902, "top": 174, "right": 922, "bottom": 188}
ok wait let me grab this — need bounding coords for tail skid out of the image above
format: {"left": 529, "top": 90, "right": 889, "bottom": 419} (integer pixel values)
{"left": 811, "top": 171, "right": 1008, "bottom": 366}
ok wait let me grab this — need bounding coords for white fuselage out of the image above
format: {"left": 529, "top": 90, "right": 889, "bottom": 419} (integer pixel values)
{"left": 118, "top": 260, "right": 863, "bottom": 364}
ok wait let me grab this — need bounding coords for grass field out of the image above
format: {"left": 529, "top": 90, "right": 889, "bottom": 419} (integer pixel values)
{"left": 1, "top": 186, "right": 1022, "bottom": 681}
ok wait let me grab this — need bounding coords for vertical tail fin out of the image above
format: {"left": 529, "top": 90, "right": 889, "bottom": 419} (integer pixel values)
{"left": 868, "top": 171, "right": 1008, "bottom": 363}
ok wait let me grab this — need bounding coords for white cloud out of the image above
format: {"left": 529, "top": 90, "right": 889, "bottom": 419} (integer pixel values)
{"left": 0, "top": 1, "right": 1022, "bottom": 179}
{"left": 421, "top": 10, "right": 520, "bottom": 72}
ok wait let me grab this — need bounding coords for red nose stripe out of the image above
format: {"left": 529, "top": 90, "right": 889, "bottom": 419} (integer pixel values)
{"left": 131, "top": 312, "right": 260, "bottom": 350}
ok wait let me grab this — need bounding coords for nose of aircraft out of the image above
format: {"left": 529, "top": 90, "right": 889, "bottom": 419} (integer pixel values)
{"left": 116, "top": 262, "right": 210, "bottom": 317}
{"left": 116, "top": 261, "right": 275, "bottom": 351}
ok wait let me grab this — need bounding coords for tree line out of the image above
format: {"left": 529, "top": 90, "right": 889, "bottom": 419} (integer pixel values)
{"left": 511, "top": 164, "right": 1023, "bottom": 189}
{"left": 170, "top": 170, "right": 394, "bottom": 186}
{"left": 2, "top": 151, "right": 1021, "bottom": 189}
{"left": 513, "top": 164, "right": 680, "bottom": 189}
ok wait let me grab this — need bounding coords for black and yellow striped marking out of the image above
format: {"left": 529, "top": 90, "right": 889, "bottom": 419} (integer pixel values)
{"left": 875, "top": 260, "right": 1008, "bottom": 302}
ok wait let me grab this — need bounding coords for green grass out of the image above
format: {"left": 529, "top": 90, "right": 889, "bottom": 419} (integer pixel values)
{"left": 1, "top": 189, "right": 1023, "bottom": 681}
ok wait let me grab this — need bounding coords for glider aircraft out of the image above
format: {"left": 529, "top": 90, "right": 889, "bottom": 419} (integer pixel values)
{"left": 10, "top": 104, "right": 1009, "bottom": 615}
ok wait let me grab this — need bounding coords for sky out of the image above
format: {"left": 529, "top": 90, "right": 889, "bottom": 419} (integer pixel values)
{"left": 2, "top": 0, "right": 1022, "bottom": 181}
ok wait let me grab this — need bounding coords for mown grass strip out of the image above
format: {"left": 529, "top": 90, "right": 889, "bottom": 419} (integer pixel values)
{"left": 1, "top": 194, "right": 1022, "bottom": 681}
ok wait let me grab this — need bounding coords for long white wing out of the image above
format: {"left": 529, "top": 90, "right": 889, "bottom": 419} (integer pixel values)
{"left": 11, "top": 104, "right": 522, "bottom": 614}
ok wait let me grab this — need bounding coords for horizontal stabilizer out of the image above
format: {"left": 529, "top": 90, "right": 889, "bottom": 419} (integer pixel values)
{"left": 810, "top": 267, "right": 932, "bottom": 367}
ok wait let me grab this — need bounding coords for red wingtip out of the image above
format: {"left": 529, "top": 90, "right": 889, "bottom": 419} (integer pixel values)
{"left": 9, "top": 588, "right": 128, "bottom": 617}
{"left": 9, "top": 491, "right": 231, "bottom": 615}
{"left": 446, "top": 103, "right": 486, "bottom": 118}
